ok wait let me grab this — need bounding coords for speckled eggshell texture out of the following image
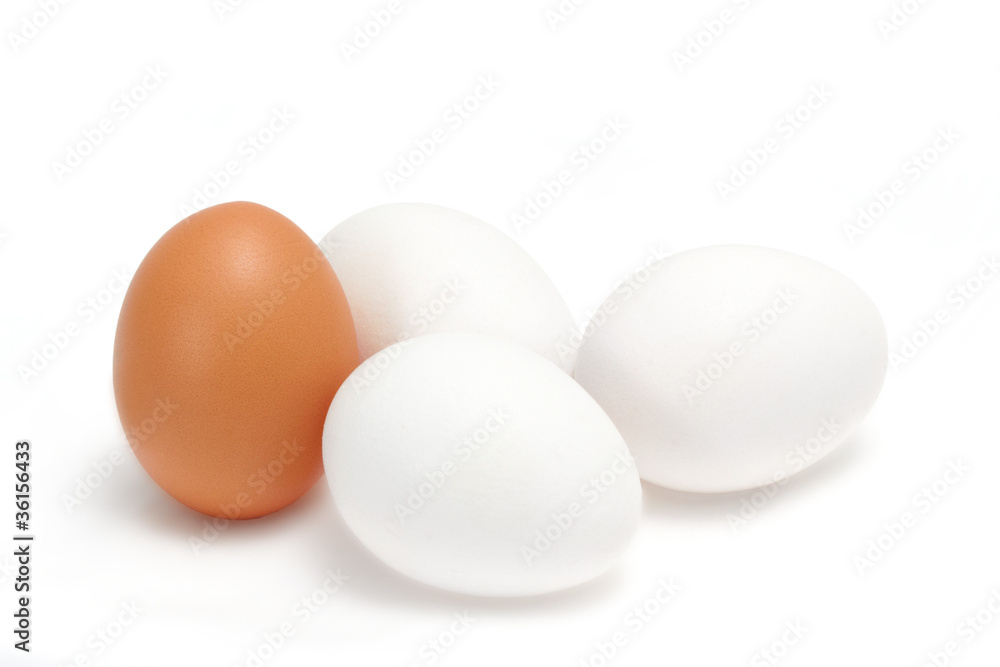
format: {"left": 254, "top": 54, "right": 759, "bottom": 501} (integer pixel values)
{"left": 113, "top": 201, "right": 359, "bottom": 519}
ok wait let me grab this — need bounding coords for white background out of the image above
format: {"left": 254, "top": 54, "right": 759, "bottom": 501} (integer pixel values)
{"left": 2, "top": 0, "right": 999, "bottom": 665}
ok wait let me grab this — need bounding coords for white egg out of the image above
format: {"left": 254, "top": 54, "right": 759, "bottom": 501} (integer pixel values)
{"left": 574, "top": 245, "right": 888, "bottom": 493}
{"left": 323, "top": 333, "right": 642, "bottom": 597}
{"left": 320, "top": 203, "right": 577, "bottom": 373}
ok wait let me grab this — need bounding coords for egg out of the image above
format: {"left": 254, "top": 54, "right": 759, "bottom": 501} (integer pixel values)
{"left": 574, "top": 245, "right": 888, "bottom": 493}
{"left": 319, "top": 203, "right": 578, "bottom": 373}
{"left": 113, "top": 202, "right": 359, "bottom": 519}
{"left": 323, "top": 333, "right": 642, "bottom": 597}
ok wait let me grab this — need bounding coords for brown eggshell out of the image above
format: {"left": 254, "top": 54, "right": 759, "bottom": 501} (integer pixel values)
{"left": 113, "top": 201, "right": 358, "bottom": 519}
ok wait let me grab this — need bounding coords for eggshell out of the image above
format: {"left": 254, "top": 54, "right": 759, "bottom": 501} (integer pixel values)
{"left": 319, "top": 203, "right": 577, "bottom": 373}
{"left": 323, "top": 333, "right": 641, "bottom": 597}
{"left": 574, "top": 245, "right": 888, "bottom": 493}
{"left": 113, "top": 202, "right": 358, "bottom": 519}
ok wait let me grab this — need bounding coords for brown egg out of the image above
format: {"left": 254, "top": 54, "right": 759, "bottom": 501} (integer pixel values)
{"left": 113, "top": 202, "right": 358, "bottom": 519}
